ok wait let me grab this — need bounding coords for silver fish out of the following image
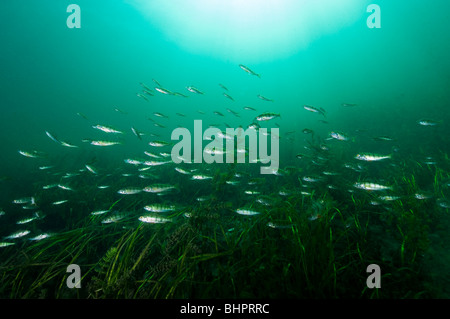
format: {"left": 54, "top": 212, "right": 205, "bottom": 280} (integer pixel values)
{"left": 153, "top": 112, "right": 169, "bottom": 118}
{"left": 85, "top": 164, "right": 98, "bottom": 174}
{"left": 354, "top": 182, "right": 391, "bottom": 191}
{"left": 143, "top": 160, "right": 171, "bottom": 166}
{"left": 13, "top": 197, "right": 35, "bottom": 204}
{"left": 417, "top": 119, "right": 438, "bottom": 126}
{"left": 143, "top": 184, "right": 176, "bottom": 193}
{"left": 191, "top": 174, "right": 212, "bottom": 180}
{"left": 235, "top": 208, "right": 260, "bottom": 216}
{"left": 16, "top": 216, "right": 38, "bottom": 225}
{"left": 92, "top": 125, "right": 123, "bottom": 134}
{"left": 90, "top": 140, "right": 121, "bottom": 146}
{"left": 144, "top": 204, "right": 176, "bottom": 213}
{"left": 18, "top": 150, "right": 46, "bottom": 158}
{"left": 155, "top": 87, "right": 173, "bottom": 95}
{"left": 223, "top": 93, "right": 234, "bottom": 101}
{"left": 52, "top": 200, "right": 68, "bottom": 205}
{"left": 303, "top": 105, "right": 326, "bottom": 117}
{"left": 149, "top": 140, "right": 171, "bottom": 147}
{"left": 330, "top": 131, "right": 349, "bottom": 141}
{"left": 255, "top": 112, "right": 280, "bottom": 121}
{"left": 257, "top": 94, "right": 273, "bottom": 102}
{"left": 101, "top": 212, "right": 125, "bottom": 224}
{"left": 58, "top": 184, "right": 74, "bottom": 191}
{"left": 124, "top": 158, "right": 143, "bottom": 165}
{"left": 0, "top": 242, "right": 15, "bottom": 247}
{"left": 91, "top": 210, "right": 109, "bottom": 216}
{"left": 186, "top": 86, "right": 204, "bottom": 94}
{"left": 45, "top": 131, "right": 78, "bottom": 148}
{"left": 4, "top": 230, "right": 30, "bottom": 239}
{"left": 137, "top": 93, "right": 149, "bottom": 101}
{"left": 131, "top": 127, "right": 143, "bottom": 140}
{"left": 174, "top": 167, "right": 191, "bottom": 175}
{"left": 28, "top": 233, "right": 52, "bottom": 241}
{"left": 117, "top": 188, "right": 142, "bottom": 195}
{"left": 355, "top": 153, "right": 391, "bottom": 161}
{"left": 239, "top": 64, "right": 260, "bottom": 78}
{"left": 138, "top": 215, "right": 171, "bottom": 224}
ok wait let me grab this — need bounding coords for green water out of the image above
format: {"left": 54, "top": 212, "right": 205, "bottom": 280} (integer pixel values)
{"left": 0, "top": 0, "right": 449, "bottom": 299}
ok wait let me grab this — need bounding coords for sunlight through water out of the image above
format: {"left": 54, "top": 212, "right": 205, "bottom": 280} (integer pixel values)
{"left": 129, "top": 0, "right": 370, "bottom": 63}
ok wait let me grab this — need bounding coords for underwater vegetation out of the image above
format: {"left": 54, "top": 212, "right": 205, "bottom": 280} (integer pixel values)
{"left": 1, "top": 151, "right": 450, "bottom": 298}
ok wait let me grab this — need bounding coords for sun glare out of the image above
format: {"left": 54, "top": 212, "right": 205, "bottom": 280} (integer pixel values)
{"left": 129, "top": 0, "right": 368, "bottom": 63}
